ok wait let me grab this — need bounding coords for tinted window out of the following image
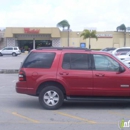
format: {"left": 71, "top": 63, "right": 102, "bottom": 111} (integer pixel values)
{"left": 102, "top": 48, "right": 107, "bottom": 51}
{"left": 62, "top": 53, "right": 89, "bottom": 70}
{"left": 117, "top": 49, "right": 130, "bottom": 52}
{"left": 102, "top": 48, "right": 116, "bottom": 51}
{"left": 23, "top": 52, "right": 55, "bottom": 68}
{"left": 93, "top": 54, "right": 120, "bottom": 71}
{"left": 120, "top": 52, "right": 127, "bottom": 55}
{"left": 3, "top": 48, "right": 8, "bottom": 50}
{"left": 14, "top": 48, "right": 18, "bottom": 50}
{"left": 7, "top": 48, "right": 13, "bottom": 50}
{"left": 108, "top": 48, "right": 116, "bottom": 51}
{"left": 62, "top": 53, "right": 70, "bottom": 69}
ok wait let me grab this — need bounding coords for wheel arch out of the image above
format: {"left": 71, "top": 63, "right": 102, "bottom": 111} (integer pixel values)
{"left": 12, "top": 52, "right": 17, "bottom": 56}
{"left": 36, "top": 81, "right": 66, "bottom": 97}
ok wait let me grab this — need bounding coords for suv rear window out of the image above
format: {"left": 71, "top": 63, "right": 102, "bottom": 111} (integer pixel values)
{"left": 22, "top": 52, "right": 55, "bottom": 68}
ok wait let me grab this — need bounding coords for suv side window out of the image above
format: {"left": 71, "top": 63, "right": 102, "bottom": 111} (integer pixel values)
{"left": 117, "top": 48, "right": 130, "bottom": 52}
{"left": 62, "top": 53, "right": 89, "bottom": 70}
{"left": 7, "top": 48, "right": 13, "bottom": 50}
{"left": 14, "top": 48, "right": 18, "bottom": 50}
{"left": 3, "top": 48, "right": 8, "bottom": 50}
{"left": 93, "top": 54, "right": 120, "bottom": 71}
{"left": 23, "top": 52, "right": 55, "bottom": 68}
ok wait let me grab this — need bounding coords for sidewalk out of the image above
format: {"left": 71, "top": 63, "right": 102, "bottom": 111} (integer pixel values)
{"left": 0, "top": 53, "right": 28, "bottom": 74}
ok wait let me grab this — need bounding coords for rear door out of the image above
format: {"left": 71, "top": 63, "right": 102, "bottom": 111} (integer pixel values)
{"left": 57, "top": 52, "right": 93, "bottom": 96}
{"left": 92, "top": 54, "right": 130, "bottom": 96}
{"left": 22, "top": 51, "right": 59, "bottom": 93}
{"left": 1, "top": 47, "right": 9, "bottom": 54}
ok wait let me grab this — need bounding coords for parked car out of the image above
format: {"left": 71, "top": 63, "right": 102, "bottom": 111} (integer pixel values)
{"left": 0, "top": 46, "right": 21, "bottom": 56}
{"left": 116, "top": 51, "right": 130, "bottom": 60}
{"left": 16, "top": 47, "right": 130, "bottom": 110}
{"left": 100, "top": 47, "right": 116, "bottom": 53}
{"left": 112, "top": 47, "right": 130, "bottom": 56}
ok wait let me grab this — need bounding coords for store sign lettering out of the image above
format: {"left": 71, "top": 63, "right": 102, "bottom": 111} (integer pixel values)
{"left": 24, "top": 28, "right": 40, "bottom": 34}
{"left": 96, "top": 34, "right": 113, "bottom": 38}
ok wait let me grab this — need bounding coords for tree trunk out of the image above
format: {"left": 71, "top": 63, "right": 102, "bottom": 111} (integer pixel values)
{"left": 68, "top": 29, "right": 69, "bottom": 47}
{"left": 124, "top": 30, "right": 126, "bottom": 47}
{"left": 89, "top": 38, "right": 91, "bottom": 49}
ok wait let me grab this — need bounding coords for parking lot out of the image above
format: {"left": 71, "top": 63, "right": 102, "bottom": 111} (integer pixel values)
{"left": 0, "top": 53, "right": 27, "bottom": 70}
{"left": 0, "top": 55, "right": 130, "bottom": 130}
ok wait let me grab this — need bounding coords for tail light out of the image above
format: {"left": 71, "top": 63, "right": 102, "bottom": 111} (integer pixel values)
{"left": 19, "top": 70, "right": 26, "bottom": 81}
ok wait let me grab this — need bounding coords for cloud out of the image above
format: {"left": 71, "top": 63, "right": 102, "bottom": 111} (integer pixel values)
{"left": 0, "top": 0, "right": 130, "bottom": 31}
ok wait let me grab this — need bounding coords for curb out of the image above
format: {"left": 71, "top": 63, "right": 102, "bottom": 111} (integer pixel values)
{"left": 0, "top": 69, "right": 19, "bottom": 74}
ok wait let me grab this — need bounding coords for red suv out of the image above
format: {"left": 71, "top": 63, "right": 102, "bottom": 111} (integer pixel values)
{"left": 16, "top": 47, "right": 130, "bottom": 110}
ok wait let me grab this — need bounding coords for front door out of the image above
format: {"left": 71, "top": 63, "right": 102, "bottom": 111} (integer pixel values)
{"left": 92, "top": 54, "right": 130, "bottom": 96}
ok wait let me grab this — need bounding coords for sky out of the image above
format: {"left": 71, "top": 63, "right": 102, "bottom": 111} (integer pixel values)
{"left": 0, "top": 0, "right": 130, "bottom": 31}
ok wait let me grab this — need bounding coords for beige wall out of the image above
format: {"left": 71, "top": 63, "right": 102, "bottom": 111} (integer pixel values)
{"left": 4, "top": 27, "right": 130, "bottom": 49}
{"left": 61, "top": 31, "right": 114, "bottom": 49}
{"left": 112, "top": 32, "right": 130, "bottom": 48}
{"left": 4, "top": 27, "right": 61, "bottom": 38}
{"left": 61, "top": 31, "right": 130, "bottom": 49}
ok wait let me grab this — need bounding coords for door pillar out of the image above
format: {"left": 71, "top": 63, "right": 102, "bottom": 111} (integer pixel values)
{"left": 33, "top": 38, "right": 35, "bottom": 49}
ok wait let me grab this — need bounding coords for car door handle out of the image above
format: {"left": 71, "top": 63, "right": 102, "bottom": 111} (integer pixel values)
{"left": 59, "top": 72, "right": 69, "bottom": 75}
{"left": 95, "top": 74, "right": 105, "bottom": 77}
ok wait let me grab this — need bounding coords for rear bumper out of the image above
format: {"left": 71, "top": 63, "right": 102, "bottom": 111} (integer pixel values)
{"left": 16, "top": 52, "right": 21, "bottom": 55}
{"left": 16, "top": 81, "right": 28, "bottom": 94}
{"left": 16, "top": 81, "right": 36, "bottom": 95}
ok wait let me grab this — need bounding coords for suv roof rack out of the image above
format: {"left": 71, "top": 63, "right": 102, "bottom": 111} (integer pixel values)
{"left": 36, "top": 47, "right": 91, "bottom": 51}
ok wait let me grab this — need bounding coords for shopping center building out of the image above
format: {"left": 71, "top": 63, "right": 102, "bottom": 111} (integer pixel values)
{"left": 0, "top": 27, "right": 130, "bottom": 50}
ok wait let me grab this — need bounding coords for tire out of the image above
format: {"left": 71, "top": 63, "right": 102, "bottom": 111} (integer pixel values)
{"left": 12, "top": 52, "right": 17, "bottom": 56}
{"left": 0, "top": 53, "right": 3, "bottom": 56}
{"left": 39, "top": 86, "right": 64, "bottom": 110}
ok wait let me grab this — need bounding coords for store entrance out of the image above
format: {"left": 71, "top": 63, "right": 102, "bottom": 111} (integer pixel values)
{"left": 18, "top": 40, "right": 33, "bottom": 52}
{"left": 35, "top": 40, "right": 52, "bottom": 48}
{"left": 18, "top": 40, "right": 52, "bottom": 52}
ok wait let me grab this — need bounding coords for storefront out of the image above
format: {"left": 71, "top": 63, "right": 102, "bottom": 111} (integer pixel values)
{"left": 4, "top": 27, "right": 130, "bottom": 50}
{"left": 17, "top": 40, "right": 52, "bottom": 52}
{"left": 4, "top": 27, "right": 61, "bottom": 50}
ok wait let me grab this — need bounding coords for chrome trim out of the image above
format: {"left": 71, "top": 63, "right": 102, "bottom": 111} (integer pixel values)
{"left": 120, "top": 85, "right": 129, "bottom": 88}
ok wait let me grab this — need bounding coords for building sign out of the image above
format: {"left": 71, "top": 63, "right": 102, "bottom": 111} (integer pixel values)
{"left": 80, "top": 43, "right": 86, "bottom": 48}
{"left": 96, "top": 34, "right": 113, "bottom": 38}
{"left": 24, "top": 28, "right": 40, "bottom": 34}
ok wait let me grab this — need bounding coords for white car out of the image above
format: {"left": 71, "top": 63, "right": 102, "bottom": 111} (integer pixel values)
{"left": 116, "top": 51, "right": 130, "bottom": 60}
{"left": 112, "top": 47, "right": 130, "bottom": 55}
{"left": 100, "top": 47, "right": 116, "bottom": 53}
{"left": 117, "top": 54, "right": 130, "bottom": 68}
{"left": 0, "top": 46, "right": 21, "bottom": 56}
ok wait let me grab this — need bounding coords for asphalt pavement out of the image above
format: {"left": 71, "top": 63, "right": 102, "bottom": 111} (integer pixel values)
{"left": 0, "top": 53, "right": 28, "bottom": 73}
{"left": 0, "top": 54, "right": 130, "bottom": 130}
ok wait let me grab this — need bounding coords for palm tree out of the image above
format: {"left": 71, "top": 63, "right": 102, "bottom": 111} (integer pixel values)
{"left": 80, "top": 29, "right": 98, "bottom": 49}
{"left": 57, "top": 20, "right": 70, "bottom": 47}
{"left": 116, "top": 24, "right": 126, "bottom": 47}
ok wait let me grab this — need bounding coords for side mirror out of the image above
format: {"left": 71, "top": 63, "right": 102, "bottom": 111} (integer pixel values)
{"left": 118, "top": 66, "right": 125, "bottom": 73}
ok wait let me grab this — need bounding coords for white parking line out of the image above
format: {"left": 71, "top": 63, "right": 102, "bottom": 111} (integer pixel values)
{"left": 12, "top": 80, "right": 16, "bottom": 82}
